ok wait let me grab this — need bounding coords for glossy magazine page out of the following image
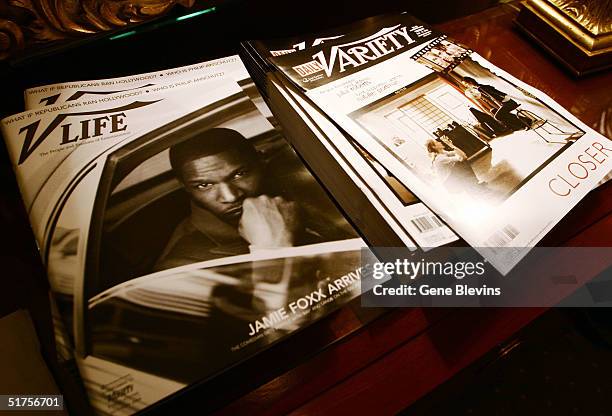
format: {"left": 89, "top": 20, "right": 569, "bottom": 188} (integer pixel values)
{"left": 2, "top": 76, "right": 366, "bottom": 414}
{"left": 271, "top": 14, "right": 612, "bottom": 274}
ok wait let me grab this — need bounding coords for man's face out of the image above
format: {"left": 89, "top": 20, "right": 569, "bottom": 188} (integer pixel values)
{"left": 178, "top": 150, "right": 264, "bottom": 224}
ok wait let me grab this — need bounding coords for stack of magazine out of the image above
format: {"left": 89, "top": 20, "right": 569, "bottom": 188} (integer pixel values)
{"left": 241, "top": 12, "right": 612, "bottom": 273}
{"left": 1, "top": 11, "right": 611, "bottom": 415}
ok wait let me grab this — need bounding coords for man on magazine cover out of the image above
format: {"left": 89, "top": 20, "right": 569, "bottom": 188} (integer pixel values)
{"left": 154, "top": 127, "right": 350, "bottom": 271}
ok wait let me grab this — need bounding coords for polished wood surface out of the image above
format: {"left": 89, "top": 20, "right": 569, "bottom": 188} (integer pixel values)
{"left": 211, "top": 4, "right": 612, "bottom": 415}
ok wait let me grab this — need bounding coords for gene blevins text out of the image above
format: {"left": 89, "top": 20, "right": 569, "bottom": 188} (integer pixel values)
{"left": 373, "top": 284, "right": 500, "bottom": 296}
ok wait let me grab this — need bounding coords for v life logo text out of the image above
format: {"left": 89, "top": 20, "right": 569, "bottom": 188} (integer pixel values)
{"left": 16, "top": 101, "right": 158, "bottom": 165}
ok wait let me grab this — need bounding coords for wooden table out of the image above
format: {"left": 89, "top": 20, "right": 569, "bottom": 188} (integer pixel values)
{"left": 208, "top": 4, "right": 612, "bottom": 415}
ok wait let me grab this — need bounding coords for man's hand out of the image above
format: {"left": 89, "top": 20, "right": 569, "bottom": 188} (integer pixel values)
{"left": 238, "top": 195, "right": 300, "bottom": 247}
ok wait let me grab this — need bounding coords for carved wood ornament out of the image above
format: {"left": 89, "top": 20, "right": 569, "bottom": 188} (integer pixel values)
{"left": 0, "top": 0, "right": 196, "bottom": 59}
{"left": 550, "top": 0, "right": 612, "bottom": 36}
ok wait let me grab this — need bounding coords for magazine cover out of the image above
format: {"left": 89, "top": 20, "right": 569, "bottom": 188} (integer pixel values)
{"left": 2, "top": 76, "right": 366, "bottom": 414}
{"left": 247, "top": 22, "right": 459, "bottom": 248}
{"left": 271, "top": 14, "right": 612, "bottom": 273}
